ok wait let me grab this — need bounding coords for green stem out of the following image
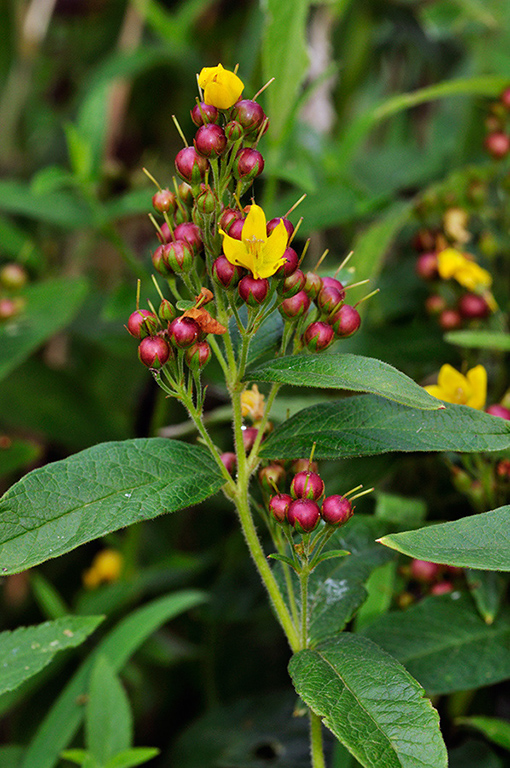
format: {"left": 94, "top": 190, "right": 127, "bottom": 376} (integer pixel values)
{"left": 300, "top": 567, "right": 310, "bottom": 648}
{"left": 309, "top": 710, "right": 326, "bottom": 768}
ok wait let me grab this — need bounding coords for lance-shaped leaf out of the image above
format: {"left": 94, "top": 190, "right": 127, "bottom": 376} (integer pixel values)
{"left": 250, "top": 354, "right": 441, "bottom": 409}
{"left": 0, "top": 616, "right": 103, "bottom": 696}
{"left": 378, "top": 506, "right": 510, "bottom": 571}
{"left": 260, "top": 395, "right": 510, "bottom": 460}
{"left": 289, "top": 634, "right": 447, "bottom": 768}
{"left": 0, "top": 438, "right": 224, "bottom": 574}
{"left": 362, "top": 593, "right": 510, "bottom": 695}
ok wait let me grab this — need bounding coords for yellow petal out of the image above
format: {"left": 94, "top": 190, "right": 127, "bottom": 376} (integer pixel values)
{"left": 466, "top": 365, "right": 487, "bottom": 410}
{"left": 263, "top": 220, "right": 288, "bottom": 264}
{"left": 198, "top": 64, "right": 222, "bottom": 89}
{"left": 437, "top": 364, "right": 468, "bottom": 400}
{"left": 221, "top": 230, "right": 252, "bottom": 271}
{"left": 198, "top": 64, "right": 244, "bottom": 109}
{"left": 424, "top": 384, "right": 449, "bottom": 402}
{"left": 437, "top": 248, "right": 466, "bottom": 279}
{"left": 454, "top": 262, "right": 492, "bottom": 291}
{"left": 242, "top": 204, "right": 267, "bottom": 243}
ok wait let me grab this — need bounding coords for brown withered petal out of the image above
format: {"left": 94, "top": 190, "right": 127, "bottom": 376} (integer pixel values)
{"left": 183, "top": 307, "right": 227, "bottom": 334}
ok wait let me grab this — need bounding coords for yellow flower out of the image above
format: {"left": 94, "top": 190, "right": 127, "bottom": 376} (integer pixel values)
{"left": 241, "top": 384, "right": 265, "bottom": 422}
{"left": 425, "top": 364, "right": 487, "bottom": 410}
{"left": 437, "top": 248, "right": 492, "bottom": 291}
{"left": 443, "top": 208, "right": 471, "bottom": 245}
{"left": 198, "top": 64, "right": 244, "bottom": 110}
{"left": 82, "top": 549, "right": 123, "bottom": 590}
{"left": 221, "top": 204, "right": 287, "bottom": 279}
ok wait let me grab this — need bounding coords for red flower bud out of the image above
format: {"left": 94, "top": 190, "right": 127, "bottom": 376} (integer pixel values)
{"left": 275, "top": 247, "right": 299, "bottom": 278}
{"left": 178, "top": 182, "right": 193, "bottom": 206}
{"left": 501, "top": 87, "right": 510, "bottom": 109}
{"left": 194, "top": 123, "right": 227, "bottom": 157}
{"left": 157, "top": 223, "right": 173, "bottom": 244}
{"left": 221, "top": 452, "right": 237, "bottom": 474}
{"left": 231, "top": 100, "right": 266, "bottom": 133}
{"left": 152, "top": 245, "right": 172, "bottom": 276}
{"left": 163, "top": 240, "right": 194, "bottom": 273}
{"left": 268, "top": 493, "right": 292, "bottom": 523}
{"left": 195, "top": 186, "right": 216, "bottom": 214}
{"left": 320, "top": 276, "right": 345, "bottom": 294}
{"left": 219, "top": 207, "right": 242, "bottom": 232}
{"left": 410, "top": 559, "right": 441, "bottom": 583}
{"left": 279, "top": 290, "right": 310, "bottom": 319}
{"left": 486, "top": 404, "right": 510, "bottom": 420}
{"left": 175, "top": 147, "right": 208, "bottom": 184}
{"left": 321, "top": 495, "right": 353, "bottom": 526}
{"left": 330, "top": 305, "right": 361, "bottom": 337}
{"left": 185, "top": 340, "right": 211, "bottom": 369}
{"left": 227, "top": 218, "right": 245, "bottom": 240}
{"left": 225, "top": 120, "right": 244, "bottom": 143}
{"left": 317, "top": 285, "right": 344, "bottom": 315}
{"left": 304, "top": 272, "right": 322, "bottom": 300}
{"left": 458, "top": 293, "right": 490, "bottom": 320}
{"left": 152, "top": 188, "right": 176, "bottom": 214}
{"left": 238, "top": 275, "right": 269, "bottom": 306}
{"left": 291, "top": 471, "right": 324, "bottom": 501}
{"left": 439, "top": 308, "right": 462, "bottom": 330}
{"left": 416, "top": 252, "right": 439, "bottom": 281}
{"left": 233, "top": 148, "right": 264, "bottom": 180}
{"left": 127, "top": 309, "right": 158, "bottom": 339}
{"left": 279, "top": 269, "right": 306, "bottom": 299}
{"left": 242, "top": 426, "right": 259, "bottom": 453}
{"left": 159, "top": 299, "right": 175, "bottom": 323}
{"left": 425, "top": 295, "right": 447, "bottom": 315}
{"left": 292, "top": 459, "right": 318, "bottom": 474}
{"left": 267, "top": 217, "right": 293, "bottom": 239}
{"left": 173, "top": 223, "right": 203, "bottom": 253}
{"left": 485, "top": 132, "right": 510, "bottom": 158}
{"left": 303, "top": 321, "right": 335, "bottom": 352}
{"left": 259, "top": 464, "right": 286, "bottom": 492}
{"left": 191, "top": 102, "right": 219, "bottom": 127}
{"left": 212, "top": 255, "right": 243, "bottom": 289}
{"left": 287, "top": 499, "right": 321, "bottom": 532}
{"left": 430, "top": 581, "right": 454, "bottom": 596}
{"left": 138, "top": 336, "right": 171, "bottom": 368}
{"left": 0, "top": 297, "right": 22, "bottom": 321}
{"left": 168, "top": 316, "right": 200, "bottom": 348}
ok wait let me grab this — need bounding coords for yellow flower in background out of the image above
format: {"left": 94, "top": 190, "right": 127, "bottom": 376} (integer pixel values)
{"left": 221, "top": 204, "right": 288, "bottom": 279}
{"left": 425, "top": 364, "right": 487, "bottom": 410}
{"left": 198, "top": 64, "right": 244, "bottom": 109}
{"left": 437, "top": 248, "right": 492, "bottom": 292}
{"left": 82, "top": 549, "right": 123, "bottom": 590}
{"left": 241, "top": 384, "right": 265, "bottom": 422}
{"left": 443, "top": 208, "right": 471, "bottom": 245}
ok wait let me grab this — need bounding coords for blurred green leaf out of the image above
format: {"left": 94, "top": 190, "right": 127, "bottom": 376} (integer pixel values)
{"left": 374, "top": 492, "right": 427, "bottom": 528}
{"left": 289, "top": 635, "right": 447, "bottom": 768}
{"left": 0, "top": 217, "right": 33, "bottom": 258}
{"left": 260, "top": 396, "right": 510, "bottom": 460}
{"left": 445, "top": 330, "right": 510, "bottom": 351}
{"left": 457, "top": 716, "right": 510, "bottom": 751}
{"left": 0, "top": 277, "right": 88, "bottom": 383}
{"left": 104, "top": 748, "right": 160, "bottom": 768}
{"left": 449, "top": 740, "right": 502, "bottom": 768}
{"left": 0, "top": 616, "right": 103, "bottom": 696}
{"left": 30, "top": 573, "right": 69, "bottom": 621}
{"left": 262, "top": 0, "right": 310, "bottom": 142}
{"left": 30, "top": 166, "right": 76, "bottom": 196}
{"left": 86, "top": 656, "right": 132, "bottom": 766}
{"left": 0, "top": 439, "right": 40, "bottom": 478}
{"left": 0, "top": 439, "right": 224, "bottom": 574}
{"left": 65, "top": 124, "right": 94, "bottom": 182}
{"left": 466, "top": 570, "right": 507, "bottom": 625}
{"left": 0, "top": 746, "right": 25, "bottom": 768}
{"left": 379, "top": 507, "right": 510, "bottom": 571}
{"left": 0, "top": 181, "right": 92, "bottom": 228}
{"left": 362, "top": 593, "right": 510, "bottom": 694}
{"left": 354, "top": 561, "right": 396, "bottom": 631}
{"left": 22, "top": 591, "right": 206, "bottom": 768}
{"left": 251, "top": 353, "right": 441, "bottom": 409}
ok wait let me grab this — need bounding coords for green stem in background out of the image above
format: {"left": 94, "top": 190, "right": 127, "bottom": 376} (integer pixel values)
{"left": 309, "top": 710, "right": 326, "bottom": 768}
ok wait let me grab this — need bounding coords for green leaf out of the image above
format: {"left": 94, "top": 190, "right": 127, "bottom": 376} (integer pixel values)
{"left": 0, "top": 616, "right": 103, "bottom": 696}
{"left": 457, "top": 716, "right": 510, "bottom": 751}
{"left": 22, "top": 591, "right": 206, "bottom": 768}
{"left": 30, "top": 572, "right": 69, "bottom": 620}
{"left": 289, "top": 634, "right": 447, "bottom": 768}
{"left": 354, "top": 561, "right": 396, "bottom": 631}
{"left": 445, "top": 330, "right": 510, "bottom": 351}
{"left": 0, "top": 438, "right": 224, "bottom": 574}
{"left": 466, "top": 570, "right": 507, "bottom": 624}
{"left": 449, "top": 740, "right": 502, "bottom": 768}
{"left": 308, "top": 517, "right": 395, "bottom": 644}
{"left": 378, "top": 506, "right": 510, "bottom": 571}
{"left": 0, "top": 181, "right": 92, "bottom": 228}
{"left": 60, "top": 750, "right": 93, "bottom": 767}
{"left": 0, "top": 277, "right": 88, "bottom": 383}
{"left": 0, "top": 745, "right": 25, "bottom": 768}
{"left": 261, "top": 0, "right": 310, "bottom": 142}
{"left": 260, "top": 395, "right": 510, "bottom": 460}
{"left": 104, "top": 748, "right": 160, "bottom": 768}
{"left": 251, "top": 354, "right": 441, "bottom": 409}
{"left": 64, "top": 124, "right": 93, "bottom": 181}
{"left": 374, "top": 492, "right": 427, "bottom": 528}
{"left": 267, "top": 553, "right": 298, "bottom": 570}
{"left": 86, "top": 656, "right": 132, "bottom": 766}
{"left": 362, "top": 593, "right": 510, "bottom": 695}
{"left": 0, "top": 439, "right": 40, "bottom": 477}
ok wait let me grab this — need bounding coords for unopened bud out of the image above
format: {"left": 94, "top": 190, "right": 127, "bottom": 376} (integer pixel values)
{"left": 291, "top": 471, "right": 324, "bottom": 501}
{"left": 416, "top": 252, "right": 439, "bottom": 281}
{"left": 175, "top": 147, "right": 208, "bottom": 184}
{"left": 303, "top": 321, "right": 335, "bottom": 352}
{"left": 159, "top": 299, "right": 175, "bottom": 323}
{"left": 231, "top": 100, "right": 266, "bottom": 133}
{"left": 279, "top": 290, "right": 310, "bottom": 319}
{"left": 267, "top": 217, "right": 293, "bottom": 240}
{"left": 152, "top": 189, "right": 176, "bottom": 214}
{"left": 259, "top": 464, "right": 286, "bottom": 492}
{"left": 238, "top": 275, "right": 269, "bottom": 306}
{"left": 321, "top": 495, "right": 353, "bottom": 526}
{"left": 279, "top": 269, "right": 306, "bottom": 299}
{"left": 212, "top": 255, "right": 244, "bottom": 289}
{"left": 191, "top": 102, "right": 219, "bottom": 127}
{"left": 458, "top": 293, "right": 490, "bottom": 320}
{"left": 287, "top": 499, "right": 321, "bottom": 532}
{"left": 185, "top": 340, "right": 211, "bottom": 369}
{"left": 233, "top": 148, "right": 264, "bottom": 180}
{"left": 127, "top": 309, "right": 158, "bottom": 338}
{"left": 138, "top": 336, "right": 171, "bottom": 368}
{"left": 221, "top": 452, "right": 237, "bottom": 474}
{"left": 173, "top": 223, "right": 203, "bottom": 253}
{"left": 275, "top": 247, "right": 299, "bottom": 278}
{"left": 194, "top": 124, "right": 227, "bottom": 157}
{"left": 168, "top": 316, "right": 200, "bottom": 348}
{"left": 330, "top": 305, "right": 361, "bottom": 338}
{"left": 268, "top": 493, "right": 292, "bottom": 523}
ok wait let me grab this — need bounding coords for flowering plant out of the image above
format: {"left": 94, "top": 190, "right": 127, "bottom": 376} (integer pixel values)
{"left": 1, "top": 65, "right": 510, "bottom": 768}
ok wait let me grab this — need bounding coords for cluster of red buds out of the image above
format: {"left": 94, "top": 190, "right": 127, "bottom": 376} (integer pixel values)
{"left": 484, "top": 87, "right": 510, "bottom": 160}
{"left": 0, "top": 263, "right": 28, "bottom": 323}
{"left": 265, "top": 463, "right": 357, "bottom": 533}
{"left": 414, "top": 229, "right": 493, "bottom": 331}
{"left": 397, "top": 559, "right": 463, "bottom": 608}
